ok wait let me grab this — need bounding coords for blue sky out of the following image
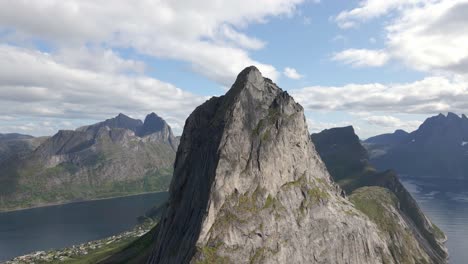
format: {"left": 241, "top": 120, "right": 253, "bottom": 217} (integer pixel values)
{"left": 0, "top": 0, "right": 467, "bottom": 138}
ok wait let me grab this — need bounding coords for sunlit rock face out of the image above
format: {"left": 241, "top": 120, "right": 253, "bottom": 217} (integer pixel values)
{"left": 147, "top": 66, "right": 407, "bottom": 264}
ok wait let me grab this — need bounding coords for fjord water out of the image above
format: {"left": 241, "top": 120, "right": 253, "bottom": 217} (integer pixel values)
{"left": 0, "top": 192, "right": 168, "bottom": 261}
{"left": 400, "top": 177, "right": 468, "bottom": 264}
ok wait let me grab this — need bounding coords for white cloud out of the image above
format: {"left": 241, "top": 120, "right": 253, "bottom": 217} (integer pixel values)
{"left": 283, "top": 67, "right": 304, "bottom": 79}
{"left": 364, "top": 115, "right": 402, "bottom": 127}
{"left": 307, "top": 118, "right": 354, "bottom": 134}
{"left": 331, "top": 34, "right": 347, "bottom": 43}
{"left": 291, "top": 76, "right": 468, "bottom": 115}
{"left": 334, "top": 0, "right": 468, "bottom": 76}
{"left": 334, "top": 0, "right": 428, "bottom": 29}
{"left": 0, "top": 0, "right": 306, "bottom": 85}
{"left": 0, "top": 116, "right": 15, "bottom": 121}
{"left": 363, "top": 115, "right": 421, "bottom": 130}
{"left": 218, "top": 25, "right": 266, "bottom": 50}
{"left": 332, "top": 49, "right": 390, "bottom": 67}
{"left": 0, "top": 0, "right": 311, "bottom": 135}
{"left": 387, "top": 0, "right": 468, "bottom": 75}
{"left": 0, "top": 45, "right": 206, "bottom": 135}
{"left": 0, "top": 118, "right": 83, "bottom": 136}
{"left": 54, "top": 47, "right": 146, "bottom": 75}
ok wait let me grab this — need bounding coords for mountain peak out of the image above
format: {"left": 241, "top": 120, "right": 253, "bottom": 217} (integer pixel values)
{"left": 144, "top": 112, "right": 164, "bottom": 123}
{"left": 420, "top": 112, "right": 466, "bottom": 132}
{"left": 447, "top": 112, "right": 460, "bottom": 120}
{"left": 226, "top": 66, "right": 268, "bottom": 97}
{"left": 146, "top": 68, "right": 402, "bottom": 264}
{"left": 371, "top": 112, "right": 468, "bottom": 179}
{"left": 311, "top": 126, "right": 357, "bottom": 143}
{"left": 77, "top": 113, "right": 143, "bottom": 135}
{"left": 138, "top": 112, "right": 168, "bottom": 137}
{"left": 237, "top": 65, "right": 262, "bottom": 83}
{"left": 311, "top": 126, "right": 368, "bottom": 182}
{"left": 114, "top": 113, "right": 133, "bottom": 120}
{"left": 146, "top": 112, "right": 160, "bottom": 118}
{"left": 364, "top": 128, "right": 409, "bottom": 145}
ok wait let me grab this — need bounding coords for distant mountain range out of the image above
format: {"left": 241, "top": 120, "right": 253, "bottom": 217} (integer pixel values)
{"left": 364, "top": 112, "right": 468, "bottom": 179}
{"left": 0, "top": 113, "right": 177, "bottom": 211}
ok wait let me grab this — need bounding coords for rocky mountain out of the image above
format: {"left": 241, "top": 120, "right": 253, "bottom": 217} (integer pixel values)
{"left": 364, "top": 113, "right": 468, "bottom": 179}
{"left": 0, "top": 113, "right": 177, "bottom": 211}
{"left": 365, "top": 129, "right": 409, "bottom": 145}
{"left": 0, "top": 133, "right": 34, "bottom": 141}
{"left": 0, "top": 133, "right": 48, "bottom": 164}
{"left": 105, "top": 67, "right": 447, "bottom": 264}
{"left": 310, "top": 126, "right": 370, "bottom": 183}
{"left": 312, "top": 126, "right": 447, "bottom": 263}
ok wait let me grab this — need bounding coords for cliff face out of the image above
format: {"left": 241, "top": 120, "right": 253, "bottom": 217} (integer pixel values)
{"left": 312, "top": 126, "right": 448, "bottom": 263}
{"left": 0, "top": 113, "right": 177, "bottom": 211}
{"left": 311, "top": 126, "right": 370, "bottom": 182}
{"left": 143, "top": 66, "right": 425, "bottom": 264}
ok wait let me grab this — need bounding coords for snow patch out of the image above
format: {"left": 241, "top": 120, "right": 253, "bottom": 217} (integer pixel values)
{"left": 462, "top": 141, "right": 468, "bottom": 146}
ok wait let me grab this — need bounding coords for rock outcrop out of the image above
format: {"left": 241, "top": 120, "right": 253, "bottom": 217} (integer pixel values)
{"left": 0, "top": 113, "right": 177, "bottom": 211}
{"left": 138, "top": 113, "right": 178, "bottom": 151}
{"left": 140, "top": 66, "right": 440, "bottom": 264}
{"left": 311, "top": 126, "right": 370, "bottom": 183}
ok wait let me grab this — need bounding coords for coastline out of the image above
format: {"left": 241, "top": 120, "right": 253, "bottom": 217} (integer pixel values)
{"left": 0, "top": 190, "right": 168, "bottom": 213}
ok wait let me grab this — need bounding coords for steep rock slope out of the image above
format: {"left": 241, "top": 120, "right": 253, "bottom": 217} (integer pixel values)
{"left": 312, "top": 126, "right": 448, "bottom": 263}
{"left": 0, "top": 113, "right": 176, "bottom": 211}
{"left": 136, "top": 66, "right": 433, "bottom": 264}
{"left": 365, "top": 113, "right": 468, "bottom": 179}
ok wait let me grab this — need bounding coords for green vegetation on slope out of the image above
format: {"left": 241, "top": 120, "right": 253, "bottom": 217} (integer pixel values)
{"left": 0, "top": 115, "right": 177, "bottom": 212}
{"left": 350, "top": 187, "right": 431, "bottom": 264}
{"left": 0, "top": 167, "right": 173, "bottom": 211}
{"left": 349, "top": 187, "right": 399, "bottom": 233}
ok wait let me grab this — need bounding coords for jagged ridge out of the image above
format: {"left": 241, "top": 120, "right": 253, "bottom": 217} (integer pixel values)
{"left": 366, "top": 112, "right": 468, "bottom": 179}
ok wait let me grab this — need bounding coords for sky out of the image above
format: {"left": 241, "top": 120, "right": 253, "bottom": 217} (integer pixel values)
{"left": 1, "top": 0, "right": 468, "bottom": 139}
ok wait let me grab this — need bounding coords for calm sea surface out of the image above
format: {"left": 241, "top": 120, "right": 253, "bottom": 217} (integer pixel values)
{"left": 0, "top": 192, "right": 168, "bottom": 262}
{"left": 400, "top": 177, "right": 468, "bottom": 264}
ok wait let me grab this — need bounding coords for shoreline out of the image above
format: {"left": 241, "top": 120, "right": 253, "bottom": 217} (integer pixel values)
{"left": 0, "top": 190, "right": 168, "bottom": 213}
